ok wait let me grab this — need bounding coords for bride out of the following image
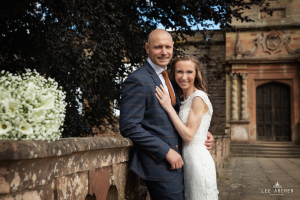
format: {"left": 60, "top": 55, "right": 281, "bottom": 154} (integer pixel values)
{"left": 155, "top": 55, "right": 218, "bottom": 200}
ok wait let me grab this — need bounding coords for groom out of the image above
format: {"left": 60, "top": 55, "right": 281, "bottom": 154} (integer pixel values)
{"left": 119, "top": 29, "right": 214, "bottom": 199}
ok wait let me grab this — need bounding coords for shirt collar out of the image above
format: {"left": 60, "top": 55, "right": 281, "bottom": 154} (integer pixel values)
{"left": 147, "top": 58, "right": 166, "bottom": 75}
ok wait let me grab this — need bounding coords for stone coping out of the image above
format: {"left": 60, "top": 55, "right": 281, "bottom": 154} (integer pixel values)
{"left": 0, "top": 135, "right": 228, "bottom": 161}
{"left": 0, "top": 137, "right": 133, "bottom": 161}
{"left": 227, "top": 58, "right": 300, "bottom": 64}
{"left": 213, "top": 135, "right": 230, "bottom": 139}
{"left": 229, "top": 120, "right": 250, "bottom": 124}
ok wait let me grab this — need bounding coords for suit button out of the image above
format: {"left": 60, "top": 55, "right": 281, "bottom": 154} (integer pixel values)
{"left": 175, "top": 145, "right": 178, "bottom": 149}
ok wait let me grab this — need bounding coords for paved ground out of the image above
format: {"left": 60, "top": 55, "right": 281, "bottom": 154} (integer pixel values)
{"left": 217, "top": 157, "right": 300, "bottom": 200}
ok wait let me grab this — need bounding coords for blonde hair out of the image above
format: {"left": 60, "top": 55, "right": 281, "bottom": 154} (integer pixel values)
{"left": 170, "top": 55, "right": 208, "bottom": 97}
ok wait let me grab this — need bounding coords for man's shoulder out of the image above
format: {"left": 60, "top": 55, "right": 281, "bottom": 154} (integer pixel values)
{"left": 126, "top": 64, "right": 150, "bottom": 82}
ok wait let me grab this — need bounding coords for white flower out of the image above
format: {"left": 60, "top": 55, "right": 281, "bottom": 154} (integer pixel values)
{"left": 13, "top": 117, "right": 21, "bottom": 125}
{"left": 1, "top": 98, "right": 19, "bottom": 114}
{"left": 45, "top": 123, "right": 60, "bottom": 135}
{"left": 24, "top": 82, "right": 36, "bottom": 102}
{"left": 0, "top": 87, "right": 10, "bottom": 100}
{"left": 39, "top": 94, "right": 55, "bottom": 110}
{"left": 30, "top": 108, "right": 46, "bottom": 122}
{"left": 0, "top": 70, "right": 66, "bottom": 141}
{"left": 19, "top": 122, "right": 33, "bottom": 135}
{"left": 0, "top": 121, "right": 12, "bottom": 135}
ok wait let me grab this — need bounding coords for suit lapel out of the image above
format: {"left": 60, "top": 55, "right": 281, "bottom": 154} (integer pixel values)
{"left": 145, "top": 61, "right": 180, "bottom": 110}
{"left": 144, "top": 60, "right": 163, "bottom": 87}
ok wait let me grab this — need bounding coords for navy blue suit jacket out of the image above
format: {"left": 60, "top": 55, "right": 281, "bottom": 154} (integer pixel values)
{"left": 119, "top": 60, "right": 182, "bottom": 182}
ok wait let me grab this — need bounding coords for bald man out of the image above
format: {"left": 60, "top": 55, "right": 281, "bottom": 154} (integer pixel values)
{"left": 120, "top": 29, "right": 213, "bottom": 199}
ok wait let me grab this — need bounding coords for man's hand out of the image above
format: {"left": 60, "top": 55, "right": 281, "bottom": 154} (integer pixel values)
{"left": 204, "top": 131, "right": 214, "bottom": 152}
{"left": 165, "top": 148, "right": 184, "bottom": 170}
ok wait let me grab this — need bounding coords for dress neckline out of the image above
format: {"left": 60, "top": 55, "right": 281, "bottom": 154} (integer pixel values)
{"left": 181, "top": 89, "right": 200, "bottom": 104}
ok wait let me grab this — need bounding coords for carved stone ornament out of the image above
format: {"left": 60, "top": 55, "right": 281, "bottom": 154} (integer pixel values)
{"left": 262, "top": 30, "right": 283, "bottom": 55}
{"left": 233, "top": 32, "right": 261, "bottom": 59}
{"left": 235, "top": 31, "right": 243, "bottom": 59}
{"left": 284, "top": 35, "right": 300, "bottom": 55}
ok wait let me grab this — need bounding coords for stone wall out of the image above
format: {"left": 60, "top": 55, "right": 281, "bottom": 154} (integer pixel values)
{"left": 0, "top": 136, "right": 230, "bottom": 200}
{"left": 210, "top": 135, "right": 231, "bottom": 173}
{"left": 230, "top": 0, "right": 300, "bottom": 29}
{"left": 0, "top": 137, "right": 148, "bottom": 200}
{"left": 206, "top": 46, "right": 227, "bottom": 135}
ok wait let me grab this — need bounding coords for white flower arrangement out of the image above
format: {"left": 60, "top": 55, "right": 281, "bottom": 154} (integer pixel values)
{"left": 0, "top": 69, "right": 67, "bottom": 141}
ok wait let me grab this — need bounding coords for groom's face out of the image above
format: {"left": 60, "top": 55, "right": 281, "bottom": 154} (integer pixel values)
{"left": 145, "top": 32, "right": 173, "bottom": 68}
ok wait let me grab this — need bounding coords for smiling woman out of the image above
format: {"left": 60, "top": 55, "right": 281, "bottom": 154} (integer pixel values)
{"left": 170, "top": 55, "right": 208, "bottom": 98}
{"left": 154, "top": 54, "right": 218, "bottom": 199}
{"left": 174, "top": 61, "right": 196, "bottom": 92}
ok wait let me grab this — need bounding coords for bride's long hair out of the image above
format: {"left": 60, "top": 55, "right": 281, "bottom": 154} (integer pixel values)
{"left": 170, "top": 55, "right": 208, "bottom": 97}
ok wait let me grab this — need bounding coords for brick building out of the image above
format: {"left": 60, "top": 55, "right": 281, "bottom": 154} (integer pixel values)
{"left": 183, "top": 0, "right": 300, "bottom": 144}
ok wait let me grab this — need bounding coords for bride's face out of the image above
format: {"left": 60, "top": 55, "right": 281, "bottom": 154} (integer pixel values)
{"left": 174, "top": 60, "right": 196, "bottom": 91}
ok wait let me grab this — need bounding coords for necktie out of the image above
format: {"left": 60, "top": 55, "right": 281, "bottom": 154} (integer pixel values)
{"left": 161, "top": 70, "right": 176, "bottom": 107}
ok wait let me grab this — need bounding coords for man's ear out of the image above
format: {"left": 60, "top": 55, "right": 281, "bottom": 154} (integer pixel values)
{"left": 145, "top": 43, "right": 149, "bottom": 54}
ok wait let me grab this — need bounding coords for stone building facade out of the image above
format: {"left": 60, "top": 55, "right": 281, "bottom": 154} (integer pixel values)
{"left": 225, "top": 0, "right": 300, "bottom": 144}
{"left": 181, "top": 0, "right": 300, "bottom": 144}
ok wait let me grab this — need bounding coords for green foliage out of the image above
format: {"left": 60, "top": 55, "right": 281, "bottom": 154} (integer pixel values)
{"left": 0, "top": 0, "right": 269, "bottom": 137}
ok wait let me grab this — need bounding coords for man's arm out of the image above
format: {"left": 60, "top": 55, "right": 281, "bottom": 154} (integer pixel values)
{"left": 119, "top": 75, "right": 171, "bottom": 162}
{"left": 204, "top": 131, "right": 214, "bottom": 152}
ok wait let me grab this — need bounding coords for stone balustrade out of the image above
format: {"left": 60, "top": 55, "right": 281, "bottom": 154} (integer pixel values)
{"left": 0, "top": 135, "right": 230, "bottom": 200}
{"left": 210, "top": 135, "right": 231, "bottom": 173}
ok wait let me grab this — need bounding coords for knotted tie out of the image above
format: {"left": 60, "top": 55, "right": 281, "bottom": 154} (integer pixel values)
{"left": 161, "top": 70, "right": 176, "bottom": 107}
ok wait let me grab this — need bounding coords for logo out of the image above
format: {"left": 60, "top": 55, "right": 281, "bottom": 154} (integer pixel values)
{"left": 273, "top": 182, "right": 282, "bottom": 189}
{"left": 261, "top": 181, "right": 293, "bottom": 196}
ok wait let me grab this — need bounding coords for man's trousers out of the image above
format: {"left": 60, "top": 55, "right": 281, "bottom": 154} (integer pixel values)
{"left": 143, "top": 169, "right": 184, "bottom": 200}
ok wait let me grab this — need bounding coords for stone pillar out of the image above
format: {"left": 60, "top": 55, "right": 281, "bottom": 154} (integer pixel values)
{"left": 225, "top": 73, "right": 231, "bottom": 134}
{"left": 241, "top": 73, "right": 248, "bottom": 120}
{"left": 231, "top": 74, "right": 238, "bottom": 120}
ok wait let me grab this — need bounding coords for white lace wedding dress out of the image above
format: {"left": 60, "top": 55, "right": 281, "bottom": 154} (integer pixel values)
{"left": 179, "top": 90, "right": 218, "bottom": 200}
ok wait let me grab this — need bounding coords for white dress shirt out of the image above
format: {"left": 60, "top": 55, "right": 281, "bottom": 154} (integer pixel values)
{"left": 147, "top": 57, "right": 175, "bottom": 96}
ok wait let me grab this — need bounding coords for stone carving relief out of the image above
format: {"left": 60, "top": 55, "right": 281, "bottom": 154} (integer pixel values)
{"left": 261, "top": 30, "right": 283, "bottom": 55}
{"left": 234, "top": 31, "right": 243, "bottom": 59}
{"left": 284, "top": 35, "right": 300, "bottom": 55}
{"left": 233, "top": 31, "right": 261, "bottom": 59}
{"left": 233, "top": 30, "right": 300, "bottom": 59}
{"left": 261, "top": 9, "right": 285, "bottom": 20}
